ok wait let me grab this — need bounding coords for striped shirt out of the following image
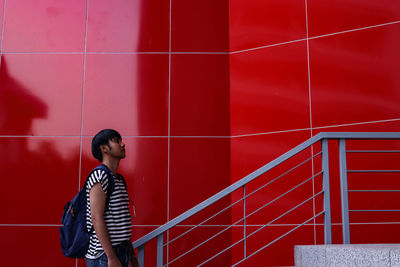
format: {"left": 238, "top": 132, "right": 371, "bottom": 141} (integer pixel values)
{"left": 85, "top": 166, "right": 132, "bottom": 259}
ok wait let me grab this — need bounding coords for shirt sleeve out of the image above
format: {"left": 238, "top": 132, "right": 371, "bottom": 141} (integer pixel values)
{"left": 86, "top": 169, "right": 109, "bottom": 195}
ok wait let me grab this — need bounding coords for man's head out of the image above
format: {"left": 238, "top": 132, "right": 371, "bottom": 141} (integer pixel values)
{"left": 92, "top": 129, "right": 125, "bottom": 162}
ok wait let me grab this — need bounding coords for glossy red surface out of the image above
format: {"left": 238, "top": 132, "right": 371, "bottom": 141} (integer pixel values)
{"left": 2, "top": 0, "right": 86, "bottom": 52}
{"left": 0, "top": 54, "right": 84, "bottom": 136}
{"left": 231, "top": 130, "right": 312, "bottom": 181}
{"left": 171, "top": 54, "right": 230, "bottom": 136}
{"left": 0, "top": 226, "right": 77, "bottom": 266}
{"left": 230, "top": 0, "right": 307, "bottom": 51}
{"left": 232, "top": 225, "right": 316, "bottom": 266}
{"left": 1, "top": 0, "right": 400, "bottom": 266}
{"left": 86, "top": 0, "right": 169, "bottom": 52}
{"left": 0, "top": 137, "right": 80, "bottom": 224}
{"left": 307, "top": 0, "right": 400, "bottom": 37}
{"left": 80, "top": 137, "right": 169, "bottom": 225}
{"left": 171, "top": 0, "right": 229, "bottom": 52}
{"left": 168, "top": 226, "right": 232, "bottom": 266}
{"left": 310, "top": 23, "right": 400, "bottom": 128}
{"left": 82, "top": 54, "right": 169, "bottom": 136}
{"left": 169, "top": 138, "right": 231, "bottom": 219}
{"left": 230, "top": 41, "right": 310, "bottom": 136}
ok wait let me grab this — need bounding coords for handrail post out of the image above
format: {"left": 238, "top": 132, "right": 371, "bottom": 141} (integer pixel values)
{"left": 321, "top": 138, "right": 332, "bottom": 244}
{"left": 243, "top": 185, "right": 247, "bottom": 259}
{"left": 138, "top": 244, "right": 145, "bottom": 267}
{"left": 157, "top": 234, "right": 163, "bottom": 267}
{"left": 339, "top": 139, "right": 351, "bottom": 244}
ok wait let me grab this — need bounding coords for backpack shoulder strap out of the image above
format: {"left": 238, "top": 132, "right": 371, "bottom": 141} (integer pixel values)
{"left": 93, "top": 164, "right": 115, "bottom": 211}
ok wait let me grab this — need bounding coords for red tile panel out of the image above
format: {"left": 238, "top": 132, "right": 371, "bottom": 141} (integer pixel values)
{"left": 350, "top": 223, "right": 400, "bottom": 244}
{"left": 307, "top": 0, "right": 400, "bottom": 37}
{"left": 2, "top": 0, "right": 86, "bottom": 52}
{"left": 310, "top": 24, "right": 400, "bottom": 128}
{"left": 0, "top": 137, "right": 80, "bottom": 224}
{"left": 168, "top": 226, "right": 232, "bottom": 267}
{"left": 231, "top": 225, "right": 316, "bottom": 266}
{"left": 171, "top": 54, "right": 230, "bottom": 136}
{"left": 86, "top": 0, "right": 169, "bottom": 52}
{"left": 81, "top": 137, "right": 168, "bottom": 226}
{"left": 230, "top": 42, "right": 310, "bottom": 136}
{"left": 0, "top": 54, "right": 84, "bottom": 136}
{"left": 169, "top": 138, "right": 231, "bottom": 219}
{"left": 82, "top": 54, "right": 169, "bottom": 136}
{"left": 230, "top": 0, "right": 307, "bottom": 51}
{"left": 171, "top": 0, "right": 229, "bottom": 52}
{"left": 231, "top": 130, "right": 312, "bottom": 182}
{"left": 0, "top": 226, "right": 77, "bottom": 267}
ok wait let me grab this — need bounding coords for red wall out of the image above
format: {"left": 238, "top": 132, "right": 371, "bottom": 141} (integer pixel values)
{"left": 0, "top": 0, "right": 230, "bottom": 266}
{"left": 1, "top": 0, "right": 400, "bottom": 266}
{"left": 230, "top": 0, "right": 400, "bottom": 266}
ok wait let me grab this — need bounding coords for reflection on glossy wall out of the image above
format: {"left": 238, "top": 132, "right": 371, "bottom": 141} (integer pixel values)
{"left": 230, "top": 0, "right": 400, "bottom": 266}
{"left": 0, "top": 0, "right": 399, "bottom": 266}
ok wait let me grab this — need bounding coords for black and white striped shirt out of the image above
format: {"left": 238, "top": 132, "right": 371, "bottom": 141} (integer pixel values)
{"left": 85, "top": 166, "right": 132, "bottom": 259}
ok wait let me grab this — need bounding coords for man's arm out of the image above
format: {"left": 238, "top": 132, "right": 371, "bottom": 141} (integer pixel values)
{"left": 90, "top": 183, "right": 121, "bottom": 267}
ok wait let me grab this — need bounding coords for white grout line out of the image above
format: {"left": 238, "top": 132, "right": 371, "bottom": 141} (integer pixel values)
{"left": 1, "top": 51, "right": 229, "bottom": 55}
{"left": 230, "top": 20, "right": 400, "bottom": 55}
{"left": 308, "top": 20, "right": 400, "bottom": 41}
{"left": 167, "top": 0, "right": 172, "bottom": 263}
{"left": 1, "top": 20, "right": 398, "bottom": 56}
{"left": 304, "top": 0, "right": 317, "bottom": 245}
{"left": 77, "top": 0, "right": 89, "bottom": 192}
{"left": 231, "top": 38, "right": 308, "bottom": 54}
{"left": 313, "top": 118, "right": 400, "bottom": 130}
{"left": 2, "top": 118, "right": 400, "bottom": 139}
{"left": 231, "top": 127, "right": 313, "bottom": 138}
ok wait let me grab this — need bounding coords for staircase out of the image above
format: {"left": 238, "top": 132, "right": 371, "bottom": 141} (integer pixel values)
{"left": 132, "top": 132, "right": 400, "bottom": 266}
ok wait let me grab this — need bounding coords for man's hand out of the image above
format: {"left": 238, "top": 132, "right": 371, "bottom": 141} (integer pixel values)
{"left": 108, "top": 256, "right": 122, "bottom": 267}
{"left": 129, "top": 245, "right": 140, "bottom": 267}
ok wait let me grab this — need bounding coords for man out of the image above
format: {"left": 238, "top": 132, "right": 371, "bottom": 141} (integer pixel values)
{"left": 85, "top": 129, "right": 138, "bottom": 267}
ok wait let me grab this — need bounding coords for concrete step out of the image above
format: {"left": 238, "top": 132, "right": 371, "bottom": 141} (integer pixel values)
{"left": 295, "top": 244, "right": 400, "bottom": 267}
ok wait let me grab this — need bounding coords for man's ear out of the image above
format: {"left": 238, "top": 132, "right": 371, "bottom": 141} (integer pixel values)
{"left": 100, "top": 144, "right": 109, "bottom": 154}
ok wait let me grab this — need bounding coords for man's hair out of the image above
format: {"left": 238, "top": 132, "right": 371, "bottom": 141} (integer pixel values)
{"left": 91, "top": 129, "right": 122, "bottom": 162}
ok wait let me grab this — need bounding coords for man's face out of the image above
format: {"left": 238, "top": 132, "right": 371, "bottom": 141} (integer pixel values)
{"left": 106, "top": 137, "right": 126, "bottom": 159}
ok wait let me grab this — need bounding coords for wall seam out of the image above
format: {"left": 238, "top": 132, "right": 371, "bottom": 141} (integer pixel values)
{"left": 78, "top": 0, "right": 89, "bottom": 192}
{"left": 167, "top": 0, "right": 172, "bottom": 263}
{"left": 231, "top": 20, "right": 400, "bottom": 55}
{"left": 1, "top": 117, "right": 400, "bottom": 139}
{"left": 304, "top": 0, "right": 317, "bottom": 245}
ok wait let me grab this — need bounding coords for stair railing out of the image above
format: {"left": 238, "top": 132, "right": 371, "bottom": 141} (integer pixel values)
{"left": 132, "top": 132, "right": 400, "bottom": 266}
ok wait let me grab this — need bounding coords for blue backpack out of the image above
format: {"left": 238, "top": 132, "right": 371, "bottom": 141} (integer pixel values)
{"left": 59, "top": 164, "right": 116, "bottom": 258}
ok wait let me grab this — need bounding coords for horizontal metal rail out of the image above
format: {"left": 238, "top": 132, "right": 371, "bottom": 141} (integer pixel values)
{"left": 198, "top": 192, "right": 324, "bottom": 267}
{"left": 167, "top": 173, "right": 321, "bottom": 266}
{"left": 165, "top": 152, "right": 321, "bottom": 247}
{"left": 230, "top": 210, "right": 325, "bottom": 267}
{"left": 132, "top": 132, "right": 400, "bottom": 266}
{"left": 133, "top": 132, "right": 326, "bottom": 248}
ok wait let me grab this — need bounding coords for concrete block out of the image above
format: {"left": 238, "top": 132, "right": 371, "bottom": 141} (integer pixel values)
{"left": 295, "top": 244, "right": 400, "bottom": 267}
{"left": 295, "top": 245, "right": 326, "bottom": 267}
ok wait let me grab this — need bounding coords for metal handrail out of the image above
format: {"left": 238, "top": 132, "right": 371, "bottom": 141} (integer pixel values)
{"left": 132, "top": 132, "right": 400, "bottom": 266}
